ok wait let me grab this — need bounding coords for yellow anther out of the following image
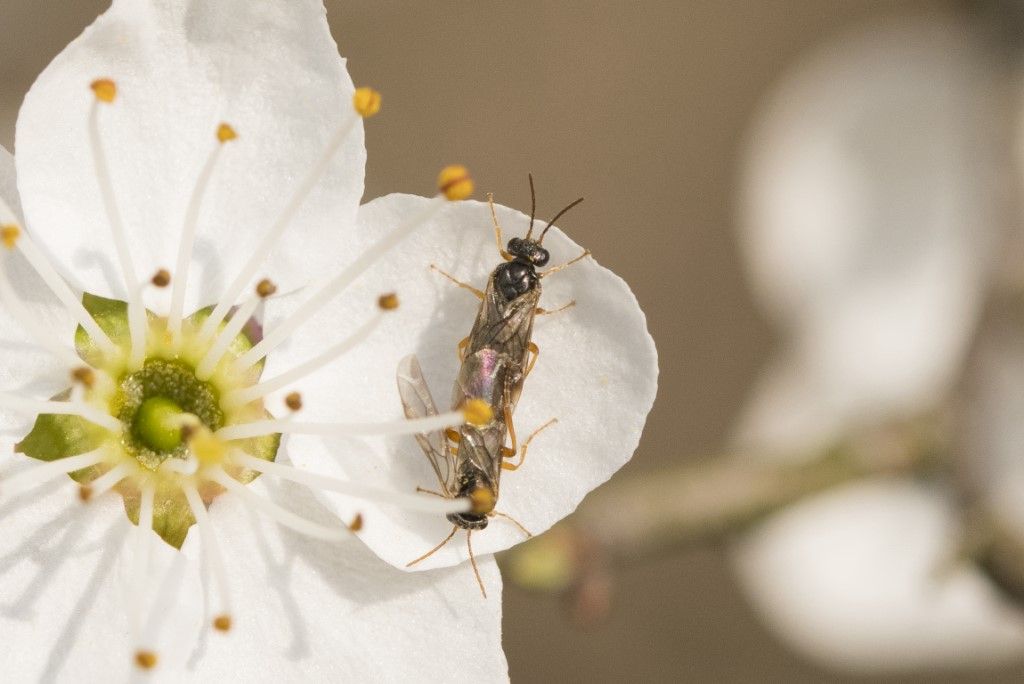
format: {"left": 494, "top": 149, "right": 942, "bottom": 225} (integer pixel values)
{"left": 469, "top": 486, "right": 496, "bottom": 515}
{"left": 187, "top": 427, "right": 226, "bottom": 465}
{"left": 213, "top": 614, "right": 232, "bottom": 632}
{"left": 438, "top": 165, "right": 474, "bottom": 201}
{"left": 377, "top": 292, "right": 399, "bottom": 311}
{"left": 284, "top": 391, "right": 303, "bottom": 412}
{"left": 352, "top": 87, "right": 382, "bottom": 118}
{"left": 150, "top": 268, "right": 171, "bottom": 288}
{"left": 71, "top": 366, "right": 96, "bottom": 388}
{"left": 134, "top": 650, "right": 158, "bottom": 670}
{"left": 256, "top": 278, "right": 277, "bottom": 298}
{"left": 462, "top": 398, "right": 493, "bottom": 426}
{"left": 90, "top": 78, "right": 117, "bottom": 103}
{"left": 1, "top": 224, "right": 20, "bottom": 249}
{"left": 348, "top": 513, "right": 364, "bottom": 532}
{"left": 217, "top": 123, "right": 238, "bottom": 143}
{"left": 78, "top": 484, "right": 93, "bottom": 502}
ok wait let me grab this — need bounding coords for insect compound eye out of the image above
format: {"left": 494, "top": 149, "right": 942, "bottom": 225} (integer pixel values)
{"left": 532, "top": 248, "right": 550, "bottom": 267}
{"left": 507, "top": 237, "right": 524, "bottom": 255}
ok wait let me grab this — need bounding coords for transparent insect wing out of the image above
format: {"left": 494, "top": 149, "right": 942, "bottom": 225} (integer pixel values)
{"left": 396, "top": 355, "right": 457, "bottom": 495}
{"left": 472, "top": 278, "right": 539, "bottom": 356}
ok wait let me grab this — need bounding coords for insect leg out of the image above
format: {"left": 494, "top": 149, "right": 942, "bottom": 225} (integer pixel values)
{"left": 467, "top": 529, "right": 487, "bottom": 598}
{"left": 488, "top": 192, "right": 514, "bottom": 261}
{"left": 502, "top": 417, "right": 558, "bottom": 471}
{"left": 536, "top": 300, "right": 576, "bottom": 316}
{"left": 406, "top": 525, "right": 459, "bottom": 567}
{"left": 523, "top": 342, "right": 540, "bottom": 378}
{"left": 539, "top": 249, "right": 591, "bottom": 278}
{"left": 457, "top": 336, "right": 470, "bottom": 361}
{"left": 429, "top": 264, "right": 485, "bottom": 299}
{"left": 490, "top": 510, "right": 533, "bottom": 538}
{"left": 501, "top": 390, "right": 518, "bottom": 459}
{"left": 415, "top": 486, "right": 447, "bottom": 498}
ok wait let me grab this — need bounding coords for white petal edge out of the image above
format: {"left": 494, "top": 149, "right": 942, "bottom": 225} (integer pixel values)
{"left": 16, "top": 0, "right": 365, "bottom": 314}
{"left": 733, "top": 479, "right": 1024, "bottom": 672}
{"left": 0, "top": 146, "right": 80, "bottom": 437}
{"left": 259, "top": 192, "right": 658, "bottom": 570}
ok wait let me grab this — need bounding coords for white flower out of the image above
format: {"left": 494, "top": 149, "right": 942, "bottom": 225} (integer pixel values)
{"left": 729, "top": 14, "right": 1024, "bottom": 672}
{"left": 0, "top": 0, "right": 502, "bottom": 678}
{"left": 274, "top": 193, "right": 658, "bottom": 572}
{"left": 0, "top": 0, "right": 657, "bottom": 678}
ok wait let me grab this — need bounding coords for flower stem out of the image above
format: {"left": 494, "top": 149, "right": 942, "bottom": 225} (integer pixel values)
{"left": 500, "top": 418, "right": 945, "bottom": 604}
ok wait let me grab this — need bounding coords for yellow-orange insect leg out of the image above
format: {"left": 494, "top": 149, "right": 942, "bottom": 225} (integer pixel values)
{"left": 430, "top": 264, "right": 484, "bottom": 299}
{"left": 502, "top": 418, "right": 558, "bottom": 471}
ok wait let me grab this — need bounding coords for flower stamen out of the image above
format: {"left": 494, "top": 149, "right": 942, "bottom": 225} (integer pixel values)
{"left": 197, "top": 94, "right": 371, "bottom": 344}
{"left": 214, "top": 410, "right": 466, "bottom": 441}
{"left": 83, "top": 461, "right": 134, "bottom": 499}
{"left": 88, "top": 79, "right": 146, "bottom": 369}
{"left": 0, "top": 210, "right": 117, "bottom": 355}
{"left": 231, "top": 166, "right": 471, "bottom": 374}
{"left": 284, "top": 392, "right": 302, "bottom": 412}
{"left": 167, "top": 124, "right": 237, "bottom": 347}
{"left": 0, "top": 449, "right": 105, "bottom": 499}
{"left": 0, "top": 260, "right": 82, "bottom": 367}
{"left": 0, "top": 393, "right": 122, "bottom": 432}
{"left": 150, "top": 268, "right": 171, "bottom": 288}
{"left": 182, "top": 483, "right": 233, "bottom": 632}
{"left": 230, "top": 451, "right": 470, "bottom": 514}
{"left": 130, "top": 482, "right": 155, "bottom": 642}
{"left": 221, "top": 310, "right": 384, "bottom": 409}
{"left": 209, "top": 467, "right": 350, "bottom": 540}
{"left": 195, "top": 279, "right": 273, "bottom": 380}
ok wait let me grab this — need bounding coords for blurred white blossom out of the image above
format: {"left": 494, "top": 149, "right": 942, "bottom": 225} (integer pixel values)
{"left": 731, "top": 12, "right": 1024, "bottom": 672}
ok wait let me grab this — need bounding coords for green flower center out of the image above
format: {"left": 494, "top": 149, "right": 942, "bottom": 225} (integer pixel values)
{"left": 116, "top": 358, "right": 224, "bottom": 469}
{"left": 16, "top": 293, "right": 281, "bottom": 550}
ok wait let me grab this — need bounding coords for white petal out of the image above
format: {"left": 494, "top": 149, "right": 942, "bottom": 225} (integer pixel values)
{"left": 15, "top": 0, "right": 365, "bottom": 312}
{"left": 260, "top": 193, "right": 657, "bottom": 570}
{"left": 0, "top": 464, "right": 506, "bottom": 680}
{"left": 733, "top": 479, "right": 1024, "bottom": 672}
{"left": 0, "top": 146, "right": 78, "bottom": 438}
{"left": 0, "top": 464, "right": 204, "bottom": 680}
{"left": 189, "top": 476, "right": 507, "bottom": 682}
{"left": 735, "top": 16, "right": 999, "bottom": 456}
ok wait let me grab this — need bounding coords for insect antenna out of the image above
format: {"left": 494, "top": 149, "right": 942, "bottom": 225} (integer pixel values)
{"left": 524, "top": 173, "right": 538, "bottom": 240}
{"left": 406, "top": 525, "right": 459, "bottom": 567}
{"left": 491, "top": 510, "right": 533, "bottom": 538}
{"left": 467, "top": 530, "right": 487, "bottom": 598}
{"left": 538, "top": 197, "right": 584, "bottom": 243}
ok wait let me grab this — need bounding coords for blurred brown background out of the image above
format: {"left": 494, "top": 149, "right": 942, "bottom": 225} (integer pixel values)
{"left": 2, "top": 1, "right": 1021, "bottom": 681}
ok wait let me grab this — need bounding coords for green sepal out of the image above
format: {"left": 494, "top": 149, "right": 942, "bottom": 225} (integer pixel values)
{"left": 75, "top": 292, "right": 158, "bottom": 367}
{"left": 120, "top": 483, "right": 196, "bottom": 550}
{"left": 15, "top": 389, "right": 105, "bottom": 462}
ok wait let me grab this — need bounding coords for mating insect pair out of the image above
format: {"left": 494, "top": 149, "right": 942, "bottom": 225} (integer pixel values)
{"left": 397, "top": 176, "right": 589, "bottom": 596}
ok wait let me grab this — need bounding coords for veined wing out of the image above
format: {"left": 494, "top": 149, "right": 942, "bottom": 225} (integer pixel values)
{"left": 396, "top": 355, "right": 456, "bottom": 495}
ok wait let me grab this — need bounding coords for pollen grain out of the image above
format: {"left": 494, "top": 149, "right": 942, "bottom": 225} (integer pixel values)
{"left": 353, "top": 87, "right": 382, "bottom": 118}
{"left": 90, "top": 78, "right": 117, "bottom": 103}
{"left": 0, "top": 224, "right": 20, "bottom": 249}
{"left": 438, "top": 164, "right": 474, "bottom": 201}
{"left": 217, "top": 123, "right": 238, "bottom": 143}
